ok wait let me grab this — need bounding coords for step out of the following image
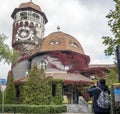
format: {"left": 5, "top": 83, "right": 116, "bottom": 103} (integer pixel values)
{"left": 66, "top": 104, "right": 92, "bottom": 113}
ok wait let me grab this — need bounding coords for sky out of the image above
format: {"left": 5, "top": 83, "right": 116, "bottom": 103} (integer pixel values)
{"left": 0, "top": 0, "right": 115, "bottom": 79}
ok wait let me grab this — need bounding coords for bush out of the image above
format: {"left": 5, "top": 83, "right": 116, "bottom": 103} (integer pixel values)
{"left": 0, "top": 104, "right": 67, "bottom": 113}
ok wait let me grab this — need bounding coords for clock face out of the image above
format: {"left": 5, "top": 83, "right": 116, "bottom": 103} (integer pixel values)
{"left": 16, "top": 26, "right": 32, "bottom": 40}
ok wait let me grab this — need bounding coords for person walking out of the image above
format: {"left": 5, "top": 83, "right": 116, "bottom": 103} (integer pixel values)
{"left": 87, "top": 78, "right": 110, "bottom": 114}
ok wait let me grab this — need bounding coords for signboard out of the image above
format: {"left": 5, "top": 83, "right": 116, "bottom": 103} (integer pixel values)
{"left": 114, "top": 88, "right": 120, "bottom": 103}
{"left": 113, "top": 83, "right": 120, "bottom": 106}
{"left": 0, "top": 79, "right": 7, "bottom": 92}
{"left": 1, "top": 79, "right": 6, "bottom": 85}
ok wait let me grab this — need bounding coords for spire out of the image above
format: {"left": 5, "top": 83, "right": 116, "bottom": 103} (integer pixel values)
{"left": 57, "top": 25, "right": 60, "bottom": 32}
{"left": 30, "top": 0, "right": 32, "bottom": 2}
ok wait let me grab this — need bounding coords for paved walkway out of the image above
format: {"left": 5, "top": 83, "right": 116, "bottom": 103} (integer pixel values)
{"left": 0, "top": 112, "right": 94, "bottom": 114}
{"left": 0, "top": 112, "right": 93, "bottom": 114}
{"left": 61, "top": 112, "right": 93, "bottom": 114}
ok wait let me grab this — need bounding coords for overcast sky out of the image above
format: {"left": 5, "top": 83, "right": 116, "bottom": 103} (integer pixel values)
{"left": 0, "top": 0, "right": 115, "bottom": 79}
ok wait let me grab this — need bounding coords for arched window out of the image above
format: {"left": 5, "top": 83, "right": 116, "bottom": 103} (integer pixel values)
{"left": 50, "top": 41, "right": 59, "bottom": 45}
{"left": 25, "top": 21, "right": 29, "bottom": 26}
{"left": 61, "top": 65, "right": 69, "bottom": 71}
{"left": 37, "top": 60, "right": 48, "bottom": 69}
{"left": 20, "top": 12, "right": 27, "bottom": 20}
{"left": 70, "top": 42, "right": 79, "bottom": 48}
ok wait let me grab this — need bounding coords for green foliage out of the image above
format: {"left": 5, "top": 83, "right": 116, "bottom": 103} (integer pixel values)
{"left": 0, "top": 35, "right": 19, "bottom": 64}
{"left": 0, "top": 104, "right": 67, "bottom": 113}
{"left": 0, "top": 90, "right": 2, "bottom": 104}
{"left": 105, "top": 67, "right": 119, "bottom": 86}
{"left": 102, "top": 0, "right": 120, "bottom": 56}
{"left": 49, "top": 51, "right": 90, "bottom": 73}
{"left": 52, "top": 80, "right": 63, "bottom": 105}
{"left": 5, "top": 75, "right": 16, "bottom": 104}
{"left": 22, "top": 65, "right": 52, "bottom": 105}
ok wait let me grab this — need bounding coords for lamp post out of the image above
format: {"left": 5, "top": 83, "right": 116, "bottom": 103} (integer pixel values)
{"left": 0, "top": 79, "right": 6, "bottom": 113}
{"left": 116, "top": 45, "right": 120, "bottom": 82}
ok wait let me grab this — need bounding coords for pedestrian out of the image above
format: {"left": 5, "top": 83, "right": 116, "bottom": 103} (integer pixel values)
{"left": 87, "top": 78, "right": 110, "bottom": 114}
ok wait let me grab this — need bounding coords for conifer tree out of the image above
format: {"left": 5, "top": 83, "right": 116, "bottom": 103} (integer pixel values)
{"left": 22, "top": 64, "right": 52, "bottom": 105}
{"left": 4, "top": 75, "right": 16, "bottom": 104}
{"left": 0, "top": 90, "right": 2, "bottom": 104}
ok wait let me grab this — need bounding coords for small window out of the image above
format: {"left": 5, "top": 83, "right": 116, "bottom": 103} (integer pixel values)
{"left": 20, "top": 12, "right": 27, "bottom": 19}
{"left": 65, "top": 66, "right": 69, "bottom": 70}
{"left": 25, "top": 21, "right": 29, "bottom": 26}
{"left": 71, "top": 42, "right": 78, "bottom": 48}
{"left": 35, "top": 23, "right": 39, "bottom": 27}
{"left": 61, "top": 66, "right": 69, "bottom": 71}
{"left": 37, "top": 60, "right": 48, "bottom": 69}
{"left": 30, "top": 22, "right": 34, "bottom": 27}
{"left": 33, "top": 13, "right": 39, "bottom": 19}
{"left": 50, "top": 41, "right": 59, "bottom": 45}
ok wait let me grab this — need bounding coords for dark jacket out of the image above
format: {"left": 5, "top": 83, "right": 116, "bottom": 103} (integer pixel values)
{"left": 87, "top": 84, "right": 110, "bottom": 113}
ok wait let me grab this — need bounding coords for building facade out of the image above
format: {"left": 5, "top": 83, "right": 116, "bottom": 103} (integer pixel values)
{"left": 9, "top": 1, "right": 110, "bottom": 104}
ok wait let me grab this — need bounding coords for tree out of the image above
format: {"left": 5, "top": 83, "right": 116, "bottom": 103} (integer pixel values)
{"left": 0, "top": 90, "right": 2, "bottom": 104}
{"left": 102, "top": 0, "right": 120, "bottom": 56}
{"left": 105, "top": 67, "right": 119, "bottom": 86}
{"left": 4, "top": 75, "right": 16, "bottom": 104}
{"left": 0, "top": 34, "right": 18, "bottom": 64}
{"left": 22, "top": 64, "right": 52, "bottom": 105}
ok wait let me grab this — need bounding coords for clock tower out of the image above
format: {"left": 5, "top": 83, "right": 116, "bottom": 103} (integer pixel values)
{"left": 11, "top": 1, "right": 48, "bottom": 56}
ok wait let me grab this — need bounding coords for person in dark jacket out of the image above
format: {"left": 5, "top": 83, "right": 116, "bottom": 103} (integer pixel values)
{"left": 87, "top": 78, "right": 110, "bottom": 114}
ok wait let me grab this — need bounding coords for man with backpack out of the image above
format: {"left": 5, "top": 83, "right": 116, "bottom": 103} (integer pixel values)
{"left": 87, "top": 78, "right": 110, "bottom": 114}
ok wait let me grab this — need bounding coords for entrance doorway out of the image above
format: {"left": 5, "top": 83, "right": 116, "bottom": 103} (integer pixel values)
{"left": 72, "top": 89, "right": 78, "bottom": 104}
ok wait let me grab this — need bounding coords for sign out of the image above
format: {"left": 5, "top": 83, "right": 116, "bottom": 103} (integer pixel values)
{"left": 114, "top": 89, "right": 120, "bottom": 94}
{"left": 1, "top": 79, "right": 6, "bottom": 85}
{"left": 113, "top": 83, "right": 120, "bottom": 106}
{"left": 0, "top": 79, "right": 6, "bottom": 85}
{"left": 114, "top": 89, "right": 120, "bottom": 103}
{"left": 0, "top": 79, "right": 7, "bottom": 92}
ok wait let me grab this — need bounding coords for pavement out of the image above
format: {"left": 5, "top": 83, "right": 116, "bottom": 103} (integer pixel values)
{"left": 61, "top": 112, "right": 93, "bottom": 114}
{"left": 0, "top": 112, "right": 93, "bottom": 114}
{"left": 0, "top": 112, "right": 94, "bottom": 114}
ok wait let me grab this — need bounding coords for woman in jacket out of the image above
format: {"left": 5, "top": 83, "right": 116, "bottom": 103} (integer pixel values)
{"left": 87, "top": 78, "right": 110, "bottom": 114}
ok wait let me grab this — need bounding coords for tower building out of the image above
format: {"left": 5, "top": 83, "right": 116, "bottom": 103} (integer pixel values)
{"left": 11, "top": 1, "right": 47, "bottom": 55}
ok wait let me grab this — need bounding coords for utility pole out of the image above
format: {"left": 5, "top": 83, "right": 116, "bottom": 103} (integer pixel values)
{"left": 0, "top": 79, "right": 6, "bottom": 113}
{"left": 1, "top": 88, "right": 4, "bottom": 113}
{"left": 116, "top": 45, "right": 120, "bottom": 82}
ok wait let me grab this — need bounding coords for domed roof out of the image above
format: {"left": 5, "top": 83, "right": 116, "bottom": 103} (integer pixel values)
{"left": 19, "top": 1, "right": 41, "bottom": 12}
{"left": 40, "top": 31, "right": 84, "bottom": 54}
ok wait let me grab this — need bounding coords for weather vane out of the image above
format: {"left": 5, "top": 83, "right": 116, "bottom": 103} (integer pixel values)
{"left": 57, "top": 25, "right": 60, "bottom": 32}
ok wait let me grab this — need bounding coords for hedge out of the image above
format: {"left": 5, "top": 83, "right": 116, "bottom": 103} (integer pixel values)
{"left": 0, "top": 104, "right": 67, "bottom": 113}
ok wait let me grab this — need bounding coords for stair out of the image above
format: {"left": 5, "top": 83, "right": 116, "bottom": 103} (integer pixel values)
{"left": 66, "top": 104, "right": 92, "bottom": 113}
